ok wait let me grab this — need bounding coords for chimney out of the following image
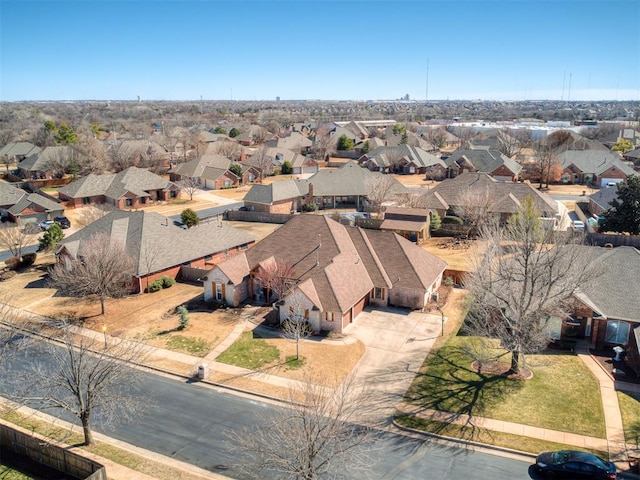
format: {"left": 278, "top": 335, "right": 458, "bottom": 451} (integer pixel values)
{"left": 308, "top": 182, "right": 314, "bottom": 202}
{"left": 240, "top": 148, "right": 246, "bottom": 162}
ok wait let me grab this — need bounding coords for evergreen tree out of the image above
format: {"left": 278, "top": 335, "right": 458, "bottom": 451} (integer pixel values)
{"left": 336, "top": 134, "right": 354, "bottom": 151}
{"left": 430, "top": 211, "right": 442, "bottom": 231}
{"left": 602, "top": 175, "right": 640, "bottom": 234}
{"left": 39, "top": 223, "right": 64, "bottom": 252}
{"left": 180, "top": 208, "right": 200, "bottom": 228}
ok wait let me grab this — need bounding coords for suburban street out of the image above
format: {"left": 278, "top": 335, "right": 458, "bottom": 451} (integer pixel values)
{"left": 1, "top": 341, "right": 535, "bottom": 480}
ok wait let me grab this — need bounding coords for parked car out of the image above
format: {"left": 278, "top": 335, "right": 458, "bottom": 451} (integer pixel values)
{"left": 54, "top": 215, "right": 71, "bottom": 229}
{"left": 39, "top": 220, "right": 55, "bottom": 231}
{"left": 534, "top": 450, "right": 616, "bottom": 479}
{"left": 572, "top": 220, "right": 585, "bottom": 231}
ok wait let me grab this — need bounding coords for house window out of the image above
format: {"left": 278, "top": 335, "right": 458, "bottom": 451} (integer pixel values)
{"left": 125, "top": 198, "right": 133, "bottom": 207}
{"left": 224, "top": 179, "right": 232, "bottom": 187}
{"left": 204, "top": 255, "right": 213, "bottom": 261}
{"left": 170, "top": 191, "right": 177, "bottom": 198}
{"left": 546, "top": 316, "right": 562, "bottom": 340}
{"left": 605, "top": 320, "right": 630, "bottom": 345}
{"left": 141, "top": 197, "right": 147, "bottom": 204}
{"left": 83, "top": 197, "right": 91, "bottom": 205}
{"left": 248, "top": 173, "right": 255, "bottom": 182}
{"left": 373, "top": 287, "right": 383, "bottom": 299}
{"left": 325, "top": 312, "right": 334, "bottom": 322}
{"left": 215, "top": 283, "right": 223, "bottom": 301}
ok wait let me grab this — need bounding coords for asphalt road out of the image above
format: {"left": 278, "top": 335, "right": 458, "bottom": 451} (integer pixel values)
{"left": 0, "top": 244, "right": 39, "bottom": 263}
{"left": 1, "top": 341, "right": 535, "bottom": 480}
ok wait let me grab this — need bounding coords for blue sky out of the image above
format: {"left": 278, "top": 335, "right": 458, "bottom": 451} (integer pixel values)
{"left": 1, "top": 0, "right": 638, "bottom": 101}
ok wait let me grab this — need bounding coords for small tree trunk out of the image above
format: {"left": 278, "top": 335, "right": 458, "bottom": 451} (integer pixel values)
{"left": 100, "top": 297, "right": 106, "bottom": 315}
{"left": 510, "top": 350, "right": 520, "bottom": 374}
{"left": 296, "top": 339, "right": 300, "bottom": 360}
{"left": 81, "top": 412, "right": 94, "bottom": 446}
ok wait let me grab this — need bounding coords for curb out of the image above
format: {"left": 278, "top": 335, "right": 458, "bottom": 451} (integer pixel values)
{"left": 391, "top": 418, "right": 537, "bottom": 461}
{"left": 391, "top": 418, "right": 640, "bottom": 480}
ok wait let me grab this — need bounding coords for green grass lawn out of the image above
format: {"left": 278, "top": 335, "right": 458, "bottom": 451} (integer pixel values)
{"left": 404, "top": 335, "right": 606, "bottom": 438}
{"left": 0, "top": 465, "right": 33, "bottom": 480}
{"left": 618, "top": 390, "right": 640, "bottom": 445}
{"left": 164, "top": 335, "right": 212, "bottom": 357}
{"left": 216, "top": 331, "right": 280, "bottom": 369}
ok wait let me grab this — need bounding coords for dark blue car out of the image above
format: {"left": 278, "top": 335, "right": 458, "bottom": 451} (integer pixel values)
{"left": 535, "top": 450, "right": 616, "bottom": 479}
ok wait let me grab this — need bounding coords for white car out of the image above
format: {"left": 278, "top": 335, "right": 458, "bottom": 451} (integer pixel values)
{"left": 39, "top": 220, "right": 55, "bottom": 231}
{"left": 572, "top": 220, "right": 585, "bottom": 231}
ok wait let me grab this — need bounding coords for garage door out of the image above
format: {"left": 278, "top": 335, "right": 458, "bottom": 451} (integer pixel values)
{"left": 342, "top": 309, "right": 352, "bottom": 330}
{"left": 352, "top": 296, "right": 367, "bottom": 320}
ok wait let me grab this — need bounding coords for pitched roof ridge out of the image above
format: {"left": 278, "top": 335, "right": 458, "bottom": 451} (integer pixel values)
{"left": 358, "top": 228, "right": 392, "bottom": 287}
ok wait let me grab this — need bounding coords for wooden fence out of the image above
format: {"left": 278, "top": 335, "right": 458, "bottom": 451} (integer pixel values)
{"left": 225, "top": 210, "right": 294, "bottom": 224}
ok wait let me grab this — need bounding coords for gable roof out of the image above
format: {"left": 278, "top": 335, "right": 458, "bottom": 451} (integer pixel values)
{"left": 59, "top": 210, "right": 255, "bottom": 276}
{"left": 365, "top": 144, "right": 444, "bottom": 169}
{"left": 307, "top": 161, "right": 406, "bottom": 196}
{"left": 429, "top": 172, "right": 558, "bottom": 215}
{"left": 244, "top": 180, "right": 308, "bottom": 205}
{"left": 209, "top": 214, "right": 446, "bottom": 314}
{"left": 0, "top": 142, "right": 41, "bottom": 158}
{"left": 20, "top": 146, "right": 73, "bottom": 172}
{"left": 59, "top": 167, "right": 176, "bottom": 200}
{"left": 557, "top": 150, "right": 635, "bottom": 176}
{"left": 0, "top": 181, "right": 26, "bottom": 207}
{"left": 576, "top": 246, "right": 640, "bottom": 322}
{"left": 588, "top": 185, "right": 619, "bottom": 211}
{"left": 266, "top": 132, "right": 313, "bottom": 150}
{"left": 444, "top": 149, "right": 522, "bottom": 176}
{"left": 169, "top": 154, "right": 231, "bottom": 177}
{"left": 8, "top": 193, "right": 62, "bottom": 215}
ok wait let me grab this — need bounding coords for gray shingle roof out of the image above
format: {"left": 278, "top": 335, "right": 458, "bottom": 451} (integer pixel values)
{"left": 20, "top": 146, "right": 73, "bottom": 172}
{"left": 557, "top": 150, "right": 635, "bottom": 176}
{"left": 307, "top": 161, "right": 406, "bottom": 196}
{"left": 430, "top": 172, "right": 558, "bottom": 215}
{"left": 588, "top": 185, "right": 619, "bottom": 211}
{"left": 366, "top": 145, "right": 444, "bottom": 169}
{"left": 0, "top": 142, "right": 41, "bottom": 158}
{"left": 0, "top": 181, "right": 26, "bottom": 207}
{"left": 8, "top": 193, "right": 62, "bottom": 215}
{"left": 169, "top": 154, "right": 230, "bottom": 177}
{"left": 59, "top": 167, "right": 175, "bottom": 200}
{"left": 576, "top": 246, "right": 640, "bottom": 322}
{"left": 244, "top": 180, "right": 308, "bottom": 205}
{"left": 444, "top": 149, "right": 522, "bottom": 176}
{"left": 60, "top": 210, "right": 254, "bottom": 276}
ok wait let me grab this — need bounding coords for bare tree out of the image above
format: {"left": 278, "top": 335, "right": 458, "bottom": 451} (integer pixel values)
{"left": 213, "top": 141, "right": 241, "bottom": 162}
{"left": 253, "top": 259, "right": 295, "bottom": 305}
{"left": 533, "top": 143, "right": 558, "bottom": 189}
{"left": 18, "top": 322, "right": 149, "bottom": 446}
{"left": 139, "top": 239, "right": 163, "bottom": 292}
{"left": 47, "top": 233, "right": 135, "bottom": 315}
{"left": 453, "top": 186, "right": 495, "bottom": 229}
{"left": 74, "top": 204, "right": 113, "bottom": 228}
{"left": 313, "top": 124, "right": 335, "bottom": 162}
{"left": 463, "top": 197, "right": 597, "bottom": 374}
{"left": 43, "top": 146, "right": 73, "bottom": 178}
{"left": 227, "top": 373, "right": 375, "bottom": 479}
{"left": 365, "top": 175, "right": 399, "bottom": 217}
{"left": 496, "top": 128, "right": 523, "bottom": 158}
{"left": 178, "top": 176, "right": 200, "bottom": 201}
{"left": 281, "top": 301, "right": 311, "bottom": 361}
{"left": 71, "top": 135, "right": 110, "bottom": 175}
{"left": 251, "top": 126, "right": 270, "bottom": 145}
{"left": 0, "top": 224, "right": 38, "bottom": 259}
{"left": 108, "top": 141, "right": 139, "bottom": 172}
{"left": 250, "top": 144, "right": 274, "bottom": 182}
{"left": 423, "top": 127, "right": 448, "bottom": 151}
{"left": 0, "top": 300, "right": 39, "bottom": 368}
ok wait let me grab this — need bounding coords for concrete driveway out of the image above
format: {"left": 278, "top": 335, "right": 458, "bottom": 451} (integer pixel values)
{"left": 344, "top": 306, "right": 445, "bottom": 426}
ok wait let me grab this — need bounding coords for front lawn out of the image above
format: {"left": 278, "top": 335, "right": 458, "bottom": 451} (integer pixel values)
{"left": 618, "top": 390, "right": 640, "bottom": 445}
{"left": 216, "top": 331, "right": 280, "bottom": 369}
{"left": 404, "top": 335, "right": 606, "bottom": 438}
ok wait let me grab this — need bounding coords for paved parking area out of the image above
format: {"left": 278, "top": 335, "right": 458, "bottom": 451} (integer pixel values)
{"left": 344, "top": 307, "right": 445, "bottom": 425}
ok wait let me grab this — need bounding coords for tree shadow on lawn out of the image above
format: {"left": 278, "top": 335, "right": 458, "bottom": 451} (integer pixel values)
{"left": 404, "top": 346, "right": 525, "bottom": 438}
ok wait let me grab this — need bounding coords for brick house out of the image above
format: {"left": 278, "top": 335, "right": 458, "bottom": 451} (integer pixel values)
{"left": 58, "top": 166, "right": 180, "bottom": 209}
{"left": 202, "top": 214, "right": 447, "bottom": 333}
{"left": 57, "top": 210, "right": 255, "bottom": 293}
{"left": 557, "top": 150, "right": 635, "bottom": 187}
{"left": 443, "top": 149, "right": 522, "bottom": 181}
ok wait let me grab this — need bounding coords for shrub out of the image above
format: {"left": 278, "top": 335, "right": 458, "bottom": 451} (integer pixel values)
{"left": 180, "top": 208, "right": 199, "bottom": 228}
{"left": 430, "top": 211, "right": 442, "bottom": 231}
{"left": 443, "top": 277, "right": 454, "bottom": 287}
{"left": 146, "top": 279, "right": 163, "bottom": 293}
{"left": 160, "top": 275, "right": 175, "bottom": 288}
{"left": 4, "top": 257, "right": 20, "bottom": 271}
{"left": 442, "top": 215, "right": 464, "bottom": 225}
{"left": 301, "top": 202, "right": 318, "bottom": 212}
{"left": 176, "top": 305, "right": 189, "bottom": 330}
{"left": 281, "top": 161, "right": 293, "bottom": 175}
{"left": 21, "top": 252, "right": 37, "bottom": 267}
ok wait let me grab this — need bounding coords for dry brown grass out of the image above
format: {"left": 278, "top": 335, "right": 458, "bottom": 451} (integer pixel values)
{"left": 420, "top": 237, "right": 479, "bottom": 272}
{"left": 222, "top": 220, "right": 282, "bottom": 241}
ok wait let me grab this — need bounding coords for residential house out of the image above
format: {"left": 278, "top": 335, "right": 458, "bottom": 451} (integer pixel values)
{"left": 423, "top": 172, "right": 562, "bottom": 227}
{"left": 234, "top": 125, "right": 273, "bottom": 146}
{"left": 0, "top": 142, "right": 41, "bottom": 167}
{"left": 263, "top": 148, "right": 318, "bottom": 175}
{"left": 557, "top": 150, "right": 635, "bottom": 187}
{"left": 622, "top": 148, "right": 640, "bottom": 166}
{"left": 0, "top": 181, "right": 63, "bottom": 224}
{"left": 168, "top": 154, "right": 249, "bottom": 189}
{"left": 19, "top": 146, "right": 73, "bottom": 179}
{"left": 564, "top": 246, "right": 640, "bottom": 376}
{"left": 266, "top": 132, "right": 313, "bottom": 154}
{"left": 359, "top": 145, "right": 446, "bottom": 177}
{"left": 58, "top": 210, "right": 255, "bottom": 293}
{"left": 443, "top": 149, "right": 522, "bottom": 181}
{"left": 108, "top": 140, "right": 170, "bottom": 172}
{"left": 58, "top": 166, "right": 181, "bottom": 209}
{"left": 243, "top": 161, "right": 407, "bottom": 213}
{"left": 380, "top": 207, "right": 432, "bottom": 244}
{"left": 202, "top": 214, "right": 447, "bottom": 333}
{"left": 587, "top": 185, "right": 619, "bottom": 216}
